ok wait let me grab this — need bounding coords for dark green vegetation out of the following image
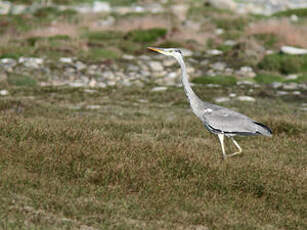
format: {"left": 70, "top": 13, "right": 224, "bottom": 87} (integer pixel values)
{"left": 0, "top": 85, "right": 306, "bottom": 229}
{"left": 273, "top": 8, "right": 307, "bottom": 17}
{"left": 192, "top": 75, "right": 237, "bottom": 86}
{"left": 258, "top": 53, "right": 307, "bottom": 74}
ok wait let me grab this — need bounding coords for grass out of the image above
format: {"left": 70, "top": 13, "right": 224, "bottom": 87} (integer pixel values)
{"left": 192, "top": 75, "right": 237, "bottom": 86}
{"left": 0, "top": 84, "right": 306, "bottom": 229}
{"left": 254, "top": 73, "right": 284, "bottom": 84}
{"left": 258, "top": 53, "right": 307, "bottom": 74}
{"left": 273, "top": 8, "right": 307, "bottom": 17}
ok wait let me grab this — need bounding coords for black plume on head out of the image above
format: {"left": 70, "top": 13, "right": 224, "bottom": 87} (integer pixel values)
{"left": 176, "top": 49, "right": 182, "bottom": 54}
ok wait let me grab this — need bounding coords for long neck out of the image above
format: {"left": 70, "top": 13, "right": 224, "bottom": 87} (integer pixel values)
{"left": 176, "top": 55, "right": 205, "bottom": 118}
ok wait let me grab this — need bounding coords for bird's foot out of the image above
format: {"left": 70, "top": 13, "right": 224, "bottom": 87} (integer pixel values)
{"left": 222, "top": 151, "right": 242, "bottom": 160}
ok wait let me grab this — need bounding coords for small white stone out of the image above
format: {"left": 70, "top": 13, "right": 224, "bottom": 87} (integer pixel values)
{"left": 290, "top": 14, "right": 298, "bottom": 22}
{"left": 148, "top": 61, "right": 164, "bottom": 72}
{"left": 281, "top": 46, "right": 307, "bottom": 55}
{"left": 207, "top": 49, "right": 223, "bottom": 56}
{"left": 60, "top": 57, "right": 73, "bottom": 63}
{"left": 87, "top": 105, "right": 101, "bottom": 110}
{"left": 89, "top": 79, "right": 97, "bottom": 87}
{"left": 237, "top": 96, "right": 255, "bottom": 102}
{"left": 122, "top": 54, "right": 135, "bottom": 60}
{"left": 215, "top": 97, "right": 230, "bottom": 103}
{"left": 215, "top": 28, "right": 224, "bottom": 35}
{"left": 0, "top": 90, "right": 9, "bottom": 96}
{"left": 292, "top": 91, "right": 301, "bottom": 95}
{"left": 151, "top": 86, "right": 168, "bottom": 92}
{"left": 229, "top": 93, "right": 236, "bottom": 97}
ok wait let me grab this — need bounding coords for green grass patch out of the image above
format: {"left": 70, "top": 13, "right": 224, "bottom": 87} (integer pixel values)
{"left": 273, "top": 8, "right": 307, "bottom": 17}
{"left": 125, "top": 28, "right": 167, "bottom": 43}
{"left": 84, "top": 30, "right": 123, "bottom": 41}
{"left": 258, "top": 53, "right": 307, "bottom": 74}
{"left": 192, "top": 75, "right": 237, "bottom": 86}
{"left": 212, "top": 17, "right": 249, "bottom": 31}
{"left": 7, "top": 73, "right": 37, "bottom": 87}
{"left": 254, "top": 73, "right": 284, "bottom": 84}
{"left": 252, "top": 33, "right": 278, "bottom": 49}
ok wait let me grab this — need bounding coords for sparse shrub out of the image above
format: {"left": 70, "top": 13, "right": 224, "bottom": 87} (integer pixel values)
{"left": 254, "top": 73, "right": 284, "bottom": 84}
{"left": 192, "top": 75, "right": 237, "bottom": 86}
{"left": 125, "top": 28, "right": 167, "bottom": 43}
{"left": 273, "top": 8, "right": 307, "bottom": 17}
{"left": 8, "top": 73, "right": 37, "bottom": 87}
{"left": 213, "top": 17, "right": 249, "bottom": 31}
{"left": 253, "top": 33, "right": 278, "bottom": 49}
{"left": 258, "top": 53, "right": 307, "bottom": 74}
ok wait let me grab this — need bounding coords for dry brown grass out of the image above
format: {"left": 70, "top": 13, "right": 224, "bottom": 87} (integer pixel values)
{"left": 0, "top": 85, "right": 306, "bottom": 229}
{"left": 246, "top": 19, "right": 307, "bottom": 48}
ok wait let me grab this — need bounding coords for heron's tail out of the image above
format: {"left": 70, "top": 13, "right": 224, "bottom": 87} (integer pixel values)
{"left": 254, "top": 122, "right": 272, "bottom": 137}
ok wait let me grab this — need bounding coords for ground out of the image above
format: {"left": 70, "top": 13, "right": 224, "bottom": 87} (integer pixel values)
{"left": 0, "top": 0, "right": 306, "bottom": 229}
{"left": 0, "top": 85, "right": 306, "bottom": 229}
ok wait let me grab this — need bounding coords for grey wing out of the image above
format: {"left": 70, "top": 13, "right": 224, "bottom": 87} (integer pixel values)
{"left": 202, "top": 108, "right": 272, "bottom": 136}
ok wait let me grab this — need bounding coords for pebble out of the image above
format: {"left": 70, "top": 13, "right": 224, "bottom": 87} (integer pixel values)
{"left": 283, "top": 83, "right": 298, "bottom": 90}
{"left": 207, "top": 49, "right": 223, "bottom": 56}
{"left": 215, "top": 97, "right": 230, "bottom": 103}
{"left": 122, "top": 54, "right": 135, "bottom": 60}
{"left": 0, "top": 89, "right": 9, "bottom": 96}
{"left": 60, "top": 57, "right": 73, "bottom": 64}
{"left": 151, "top": 86, "right": 168, "bottom": 92}
{"left": 211, "top": 62, "right": 226, "bottom": 71}
{"left": 281, "top": 46, "right": 307, "bottom": 55}
{"left": 148, "top": 61, "right": 164, "bottom": 72}
{"left": 237, "top": 96, "right": 256, "bottom": 102}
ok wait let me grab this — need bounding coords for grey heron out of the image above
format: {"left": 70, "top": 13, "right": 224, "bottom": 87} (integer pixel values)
{"left": 148, "top": 47, "right": 272, "bottom": 159}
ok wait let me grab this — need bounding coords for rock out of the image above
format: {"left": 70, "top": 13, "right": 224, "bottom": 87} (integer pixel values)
{"left": 89, "top": 79, "right": 97, "bottom": 87}
{"left": 285, "top": 74, "right": 298, "bottom": 80}
{"left": 75, "top": 61, "right": 86, "bottom": 71}
{"left": 86, "top": 105, "right": 101, "bottom": 110}
{"left": 207, "top": 49, "right": 223, "bottom": 56}
{"left": 224, "top": 40, "right": 236, "bottom": 46}
{"left": 208, "top": 0, "right": 237, "bottom": 12}
{"left": 292, "top": 91, "right": 301, "bottom": 95}
{"left": 290, "top": 14, "right": 298, "bottom": 22}
{"left": 19, "top": 57, "right": 43, "bottom": 68}
{"left": 0, "top": 1, "right": 11, "bottom": 15}
{"left": 277, "top": 91, "right": 289, "bottom": 96}
{"left": 97, "top": 16, "right": 115, "bottom": 27}
{"left": 215, "top": 28, "right": 224, "bottom": 35}
{"left": 10, "top": 4, "right": 26, "bottom": 15}
{"left": 0, "top": 58, "right": 17, "bottom": 67}
{"left": 237, "top": 96, "right": 255, "bottom": 102}
{"left": 163, "top": 58, "right": 176, "bottom": 67}
{"left": 0, "top": 89, "right": 9, "bottom": 96}
{"left": 69, "top": 81, "right": 86, "bottom": 87}
{"left": 122, "top": 54, "right": 135, "bottom": 60}
{"left": 236, "top": 66, "right": 256, "bottom": 78}
{"left": 215, "top": 97, "right": 230, "bottom": 103}
{"left": 93, "top": 1, "right": 111, "bottom": 13}
{"left": 283, "top": 82, "right": 298, "bottom": 90}
{"left": 211, "top": 62, "right": 226, "bottom": 71}
{"left": 181, "top": 48, "right": 193, "bottom": 57}
{"left": 151, "top": 86, "right": 167, "bottom": 92}
{"left": 229, "top": 93, "right": 236, "bottom": 97}
{"left": 271, "top": 82, "right": 283, "bottom": 89}
{"left": 148, "top": 61, "right": 164, "bottom": 72}
{"left": 59, "top": 57, "right": 73, "bottom": 64}
{"left": 281, "top": 46, "right": 307, "bottom": 55}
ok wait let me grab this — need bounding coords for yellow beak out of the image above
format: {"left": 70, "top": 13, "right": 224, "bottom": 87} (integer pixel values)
{"left": 147, "top": 47, "right": 166, "bottom": 55}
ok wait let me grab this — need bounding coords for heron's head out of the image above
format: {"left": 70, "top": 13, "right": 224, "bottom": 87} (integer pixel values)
{"left": 148, "top": 47, "right": 183, "bottom": 58}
